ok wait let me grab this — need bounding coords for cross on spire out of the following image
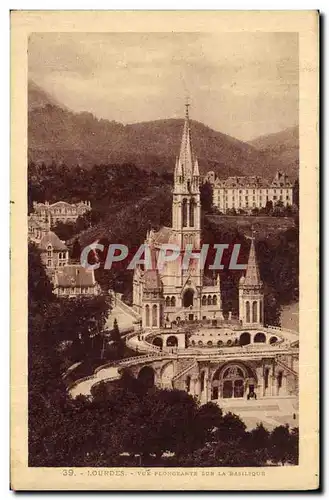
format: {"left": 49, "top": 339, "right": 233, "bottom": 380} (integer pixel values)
{"left": 185, "top": 96, "right": 190, "bottom": 120}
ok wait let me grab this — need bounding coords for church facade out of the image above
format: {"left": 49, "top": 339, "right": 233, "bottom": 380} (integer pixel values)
{"left": 133, "top": 104, "right": 223, "bottom": 328}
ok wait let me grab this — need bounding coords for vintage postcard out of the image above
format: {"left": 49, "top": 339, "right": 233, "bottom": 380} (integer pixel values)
{"left": 11, "top": 10, "right": 319, "bottom": 490}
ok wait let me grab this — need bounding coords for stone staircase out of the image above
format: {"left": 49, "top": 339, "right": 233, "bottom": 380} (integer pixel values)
{"left": 115, "top": 294, "right": 141, "bottom": 322}
{"left": 172, "top": 359, "right": 197, "bottom": 387}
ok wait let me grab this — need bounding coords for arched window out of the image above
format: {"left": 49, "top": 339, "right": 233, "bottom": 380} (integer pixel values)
{"left": 152, "top": 305, "right": 158, "bottom": 327}
{"left": 145, "top": 305, "right": 150, "bottom": 327}
{"left": 138, "top": 366, "right": 155, "bottom": 389}
{"left": 264, "top": 368, "right": 269, "bottom": 389}
{"left": 153, "top": 337, "right": 163, "bottom": 348}
{"left": 269, "top": 336, "right": 278, "bottom": 344}
{"left": 170, "top": 296, "right": 176, "bottom": 307}
{"left": 182, "top": 199, "right": 188, "bottom": 227}
{"left": 212, "top": 295, "right": 217, "bottom": 306}
{"left": 47, "top": 244, "right": 52, "bottom": 259}
{"left": 189, "top": 198, "right": 196, "bottom": 227}
{"left": 166, "top": 336, "right": 178, "bottom": 347}
{"left": 277, "top": 371, "right": 283, "bottom": 391}
{"left": 222, "top": 365, "right": 245, "bottom": 398}
{"left": 212, "top": 369, "right": 220, "bottom": 399}
{"left": 254, "top": 332, "right": 266, "bottom": 343}
{"left": 207, "top": 295, "right": 212, "bottom": 306}
{"left": 259, "top": 300, "right": 263, "bottom": 323}
{"left": 246, "top": 301, "right": 250, "bottom": 323}
{"left": 200, "top": 371, "right": 205, "bottom": 392}
{"left": 165, "top": 296, "right": 170, "bottom": 307}
{"left": 240, "top": 332, "right": 251, "bottom": 346}
{"left": 252, "top": 301, "right": 258, "bottom": 323}
{"left": 183, "top": 289, "right": 194, "bottom": 308}
{"left": 207, "top": 340, "right": 213, "bottom": 347}
{"left": 202, "top": 295, "right": 207, "bottom": 306}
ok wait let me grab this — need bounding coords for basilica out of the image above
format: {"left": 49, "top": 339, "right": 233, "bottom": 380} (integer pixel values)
{"left": 69, "top": 105, "right": 299, "bottom": 430}
{"left": 133, "top": 104, "right": 224, "bottom": 328}
{"left": 132, "top": 104, "right": 264, "bottom": 331}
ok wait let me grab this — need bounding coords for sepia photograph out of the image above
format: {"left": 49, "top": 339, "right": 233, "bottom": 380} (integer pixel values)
{"left": 11, "top": 11, "right": 319, "bottom": 491}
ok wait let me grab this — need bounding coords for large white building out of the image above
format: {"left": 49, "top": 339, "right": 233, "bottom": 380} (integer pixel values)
{"left": 32, "top": 200, "right": 91, "bottom": 224}
{"left": 205, "top": 171, "right": 293, "bottom": 214}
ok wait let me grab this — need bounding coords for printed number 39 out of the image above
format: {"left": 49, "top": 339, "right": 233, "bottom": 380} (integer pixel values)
{"left": 62, "top": 469, "right": 74, "bottom": 476}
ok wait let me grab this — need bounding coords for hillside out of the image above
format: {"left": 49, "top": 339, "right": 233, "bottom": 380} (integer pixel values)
{"left": 206, "top": 214, "right": 296, "bottom": 240}
{"left": 28, "top": 80, "right": 296, "bottom": 179}
{"left": 249, "top": 126, "right": 299, "bottom": 179}
{"left": 28, "top": 80, "right": 66, "bottom": 111}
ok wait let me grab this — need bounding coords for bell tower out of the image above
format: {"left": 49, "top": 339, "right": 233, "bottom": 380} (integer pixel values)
{"left": 239, "top": 234, "right": 264, "bottom": 327}
{"left": 172, "top": 101, "right": 201, "bottom": 251}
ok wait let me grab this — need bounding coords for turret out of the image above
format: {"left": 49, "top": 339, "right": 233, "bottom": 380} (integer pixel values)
{"left": 239, "top": 235, "right": 264, "bottom": 326}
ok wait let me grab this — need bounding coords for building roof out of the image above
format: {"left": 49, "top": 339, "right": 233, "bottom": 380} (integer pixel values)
{"left": 143, "top": 268, "right": 162, "bottom": 291}
{"left": 211, "top": 171, "right": 292, "bottom": 189}
{"left": 143, "top": 246, "right": 162, "bottom": 291}
{"left": 152, "top": 226, "right": 174, "bottom": 245}
{"left": 34, "top": 200, "right": 90, "bottom": 210}
{"left": 270, "top": 171, "right": 293, "bottom": 187}
{"left": 214, "top": 176, "right": 268, "bottom": 189}
{"left": 28, "top": 215, "right": 43, "bottom": 229}
{"left": 39, "top": 231, "right": 68, "bottom": 251}
{"left": 55, "top": 265, "right": 96, "bottom": 287}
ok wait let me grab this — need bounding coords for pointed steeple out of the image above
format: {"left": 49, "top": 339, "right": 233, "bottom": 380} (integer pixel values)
{"left": 175, "top": 156, "right": 183, "bottom": 177}
{"left": 193, "top": 157, "right": 199, "bottom": 177}
{"left": 178, "top": 99, "right": 194, "bottom": 179}
{"left": 244, "top": 235, "right": 261, "bottom": 287}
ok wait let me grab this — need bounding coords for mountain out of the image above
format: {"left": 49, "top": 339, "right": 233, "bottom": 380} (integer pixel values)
{"left": 249, "top": 126, "right": 299, "bottom": 179}
{"left": 28, "top": 81, "right": 297, "bottom": 179}
{"left": 28, "top": 80, "right": 66, "bottom": 112}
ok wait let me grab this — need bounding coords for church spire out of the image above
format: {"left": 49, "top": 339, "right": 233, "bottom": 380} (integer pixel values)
{"left": 244, "top": 234, "right": 261, "bottom": 287}
{"left": 177, "top": 98, "right": 194, "bottom": 179}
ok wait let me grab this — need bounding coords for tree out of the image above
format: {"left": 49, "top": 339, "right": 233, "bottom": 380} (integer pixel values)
{"left": 215, "top": 412, "right": 247, "bottom": 443}
{"left": 109, "top": 318, "right": 125, "bottom": 359}
{"left": 269, "top": 424, "right": 292, "bottom": 465}
{"left": 265, "top": 200, "right": 273, "bottom": 214}
{"left": 195, "top": 402, "right": 223, "bottom": 443}
{"left": 247, "top": 423, "right": 270, "bottom": 453}
{"left": 52, "top": 220, "right": 77, "bottom": 242}
{"left": 264, "top": 292, "right": 281, "bottom": 326}
{"left": 293, "top": 179, "right": 299, "bottom": 207}
{"left": 200, "top": 181, "right": 214, "bottom": 213}
{"left": 28, "top": 243, "right": 54, "bottom": 311}
{"left": 287, "top": 427, "right": 299, "bottom": 465}
{"left": 178, "top": 440, "right": 267, "bottom": 467}
{"left": 108, "top": 388, "right": 199, "bottom": 464}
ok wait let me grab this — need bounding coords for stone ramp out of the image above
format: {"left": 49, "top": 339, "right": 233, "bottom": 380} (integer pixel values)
{"left": 215, "top": 397, "right": 298, "bottom": 430}
{"left": 106, "top": 294, "right": 140, "bottom": 331}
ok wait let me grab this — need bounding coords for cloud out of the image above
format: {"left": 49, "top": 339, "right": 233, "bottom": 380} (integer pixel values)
{"left": 28, "top": 32, "right": 298, "bottom": 141}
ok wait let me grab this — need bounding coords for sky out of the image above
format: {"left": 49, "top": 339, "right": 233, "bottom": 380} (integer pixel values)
{"left": 28, "top": 32, "right": 299, "bottom": 141}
